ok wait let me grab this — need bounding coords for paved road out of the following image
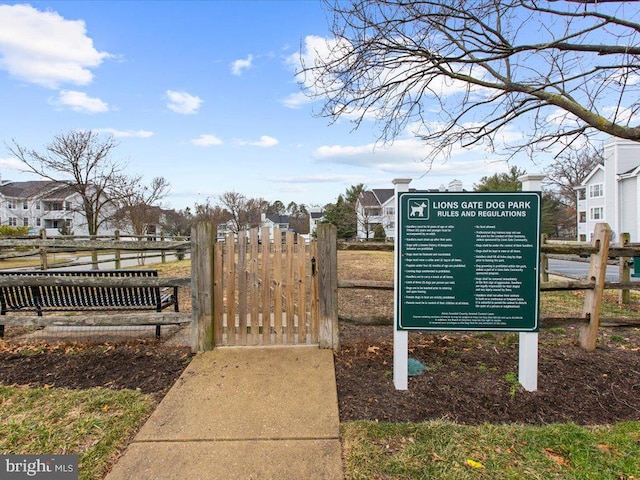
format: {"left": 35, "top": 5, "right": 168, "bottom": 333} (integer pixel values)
{"left": 547, "top": 258, "right": 638, "bottom": 282}
{"left": 46, "top": 251, "right": 190, "bottom": 271}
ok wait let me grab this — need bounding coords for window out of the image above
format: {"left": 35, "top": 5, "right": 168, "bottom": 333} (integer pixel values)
{"left": 23, "top": 218, "right": 28, "bottom": 227}
{"left": 65, "top": 201, "right": 72, "bottom": 211}
{"left": 35, "top": 202, "right": 41, "bottom": 210}
{"left": 578, "top": 189, "right": 586, "bottom": 200}
{"left": 36, "top": 218, "right": 41, "bottom": 226}
{"left": 8, "top": 217, "right": 17, "bottom": 226}
{"left": 6, "top": 200, "right": 16, "bottom": 209}
{"left": 588, "top": 184, "right": 603, "bottom": 198}
{"left": 579, "top": 211, "right": 586, "bottom": 223}
{"left": 590, "top": 207, "right": 604, "bottom": 220}
{"left": 384, "top": 207, "right": 395, "bottom": 216}
{"left": 22, "top": 201, "right": 28, "bottom": 209}
{"left": 579, "top": 234, "right": 586, "bottom": 241}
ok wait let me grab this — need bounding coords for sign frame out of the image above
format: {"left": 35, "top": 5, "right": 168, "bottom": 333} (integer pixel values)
{"left": 396, "top": 191, "right": 541, "bottom": 333}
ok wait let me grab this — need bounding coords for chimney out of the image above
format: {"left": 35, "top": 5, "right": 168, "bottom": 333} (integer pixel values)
{"left": 448, "top": 179, "right": 463, "bottom": 192}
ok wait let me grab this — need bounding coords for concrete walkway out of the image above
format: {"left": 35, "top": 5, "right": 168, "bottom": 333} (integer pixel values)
{"left": 105, "top": 346, "right": 343, "bottom": 480}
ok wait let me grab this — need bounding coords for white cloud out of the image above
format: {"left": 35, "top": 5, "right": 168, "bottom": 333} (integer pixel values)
{"left": 191, "top": 134, "right": 223, "bottom": 147}
{"left": 238, "top": 135, "right": 278, "bottom": 147}
{"left": 311, "top": 135, "right": 513, "bottom": 181}
{"left": 281, "top": 91, "right": 313, "bottom": 109}
{"left": 602, "top": 105, "right": 638, "bottom": 126}
{"left": 269, "top": 173, "right": 366, "bottom": 184}
{"left": 0, "top": 4, "right": 110, "bottom": 89}
{"left": 0, "top": 157, "right": 29, "bottom": 171}
{"left": 166, "top": 90, "right": 202, "bottom": 114}
{"left": 56, "top": 90, "right": 109, "bottom": 113}
{"left": 96, "top": 128, "right": 154, "bottom": 138}
{"left": 231, "top": 54, "right": 253, "bottom": 76}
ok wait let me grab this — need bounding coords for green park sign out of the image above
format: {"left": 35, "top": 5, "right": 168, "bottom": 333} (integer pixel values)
{"left": 396, "top": 192, "right": 541, "bottom": 332}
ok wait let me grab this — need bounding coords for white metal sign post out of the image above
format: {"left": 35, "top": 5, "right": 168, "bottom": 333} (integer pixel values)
{"left": 393, "top": 178, "right": 411, "bottom": 390}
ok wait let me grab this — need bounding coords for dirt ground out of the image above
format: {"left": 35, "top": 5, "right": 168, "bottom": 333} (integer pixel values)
{"left": 336, "top": 322, "right": 640, "bottom": 425}
{"left": 1, "top": 320, "right": 639, "bottom": 425}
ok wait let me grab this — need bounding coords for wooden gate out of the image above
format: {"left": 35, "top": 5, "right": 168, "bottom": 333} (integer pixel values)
{"left": 191, "top": 223, "right": 338, "bottom": 351}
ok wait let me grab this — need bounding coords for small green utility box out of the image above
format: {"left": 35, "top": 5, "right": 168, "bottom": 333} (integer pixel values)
{"left": 633, "top": 258, "right": 640, "bottom": 278}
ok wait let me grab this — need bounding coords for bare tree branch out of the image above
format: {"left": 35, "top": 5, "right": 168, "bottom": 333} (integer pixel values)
{"left": 301, "top": 0, "right": 640, "bottom": 161}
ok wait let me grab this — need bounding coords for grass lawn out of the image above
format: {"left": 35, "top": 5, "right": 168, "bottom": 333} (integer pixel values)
{"left": 342, "top": 421, "right": 640, "bottom": 479}
{"left": 0, "top": 385, "right": 155, "bottom": 480}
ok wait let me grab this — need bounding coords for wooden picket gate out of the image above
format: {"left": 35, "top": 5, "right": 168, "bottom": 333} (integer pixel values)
{"left": 191, "top": 222, "right": 338, "bottom": 351}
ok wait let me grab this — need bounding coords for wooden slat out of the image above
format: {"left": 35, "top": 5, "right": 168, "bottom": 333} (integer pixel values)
{"left": 298, "top": 235, "right": 307, "bottom": 344}
{"left": 225, "top": 233, "right": 236, "bottom": 345}
{"left": 250, "top": 228, "right": 259, "bottom": 345}
{"left": 285, "top": 231, "right": 295, "bottom": 344}
{"left": 261, "top": 227, "right": 272, "bottom": 345}
{"left": 213, "top": 241, "right": 224, "bottom": 346}
{"left": 310, "top": 240, "right": 319, "bottom": 344}
{"left": 238, "top": 231, "right": 248, "bottom": 344}
{"left": 0, "top": 312, "right": 190, "bottom": 327}
{"left": 273, "top": 227, "right": 282, "bottom": 344}
{"left": 0, "top": 275, "right": 190, "bottom": 288}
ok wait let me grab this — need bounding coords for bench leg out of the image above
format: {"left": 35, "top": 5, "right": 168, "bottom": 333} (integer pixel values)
{"left": 155, "top": 325, "right": 161, "bottom": 339}
{"left": 0, "top": 324, "right": 4, "bottom": 338}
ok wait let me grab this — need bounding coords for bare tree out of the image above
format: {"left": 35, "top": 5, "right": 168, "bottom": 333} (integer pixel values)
{"left": 217, "top": 191, "right": 264, "bottom": 234}
{"left": 112, "top": 176, "right": 170, "bottom": 238}
{"left": 301, "top": 0, "right": 640, "bottom": 161}
{"left": 193, "top": 198, "right": 232, "bottom": 227}
{"left": 162, "top": 207, "right": 194, "bottom": 237}
{"left": 545, "top": 146, "right": 602, "bottom": 234}
{"left": 545, "top": 147, "right": 602, "bottom": 210}
{"left": 8, "top": 130, "right": 130, "bottom": 236}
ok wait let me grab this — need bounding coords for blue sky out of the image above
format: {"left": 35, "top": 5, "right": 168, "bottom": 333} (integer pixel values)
{"left": 0, "top": 1, "right": 560, "bottom": 211}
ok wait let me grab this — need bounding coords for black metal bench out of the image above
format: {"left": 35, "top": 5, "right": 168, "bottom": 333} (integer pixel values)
{"left": 0, "top": 270, "right": 179, "bottom": 339}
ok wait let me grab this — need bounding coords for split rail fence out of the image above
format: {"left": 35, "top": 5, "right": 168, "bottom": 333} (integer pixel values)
{"left": 338, "top": 222, "right": 640, "bottom": 351}
{"left": 0, "top": 230, "right": 188, "bottom": 270}
{"left": 1, "top": 222, "right": 636, "bottom": 353}
{"left": 0, "top": 235, "right": 191, "bottom": 336}
{"left": 0, "top": 224, "right": 341, "bottom": 353}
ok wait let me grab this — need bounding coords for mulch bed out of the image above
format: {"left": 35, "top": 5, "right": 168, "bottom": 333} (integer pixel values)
{"left": 1, "top": 323, "right": 639, "bottom": 425}
{"left": 337, "top": 322, "right": 640, "bottom": 425}
{"left": 0, "top": 341, "right": 192, "bottom": 400}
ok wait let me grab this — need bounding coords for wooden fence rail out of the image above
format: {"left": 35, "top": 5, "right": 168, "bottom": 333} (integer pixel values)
{"left": 338, "top": 223, "right": 639, "bottom": 351}
{"left": 0, "top": 238, "right": 190, "bottom": 250}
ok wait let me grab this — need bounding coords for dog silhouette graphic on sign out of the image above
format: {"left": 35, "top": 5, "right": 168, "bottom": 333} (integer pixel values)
{"left": 410, "top": 201, "right": 428, "bottom": 217}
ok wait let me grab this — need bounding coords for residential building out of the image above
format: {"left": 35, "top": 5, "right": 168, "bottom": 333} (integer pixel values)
{"left": 309, "top": 208, "right": 324, "bottom": 237}
{"left": 356, "top": 179, "right": 464, "bottom": 240}
{"left": 576, "top": 138, "right": 640, "bottom": 242}
{"left": 0, "top": 179, "right": 117, "bottom": 237}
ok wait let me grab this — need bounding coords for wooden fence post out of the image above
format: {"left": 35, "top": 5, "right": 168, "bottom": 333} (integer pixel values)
{"left": 161, "top": 232, "right": 166, "bottom": 264}
{"left": 39, "top": 229, "right": 48, "bottom": 270}
{"left": 579, "top": 223, "right": 611, "bottom": 351}
{"left": 619, "top": 232, "right": 630, "bottom": 305}
{"left": 114, "top": 230, "right": 121, "bottom": 270}
{"left": 540, "top": 234, "right": 549, "bottom": 282}
{"left": 317, "top": 223, "right": 339, "bottom": 350}
{"left": 191, "top": 222, "right": 216, "bottom": 352}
